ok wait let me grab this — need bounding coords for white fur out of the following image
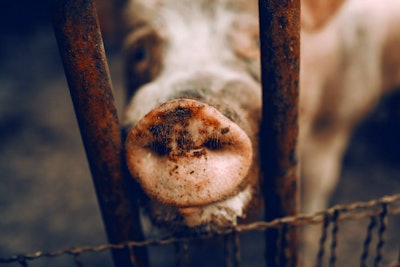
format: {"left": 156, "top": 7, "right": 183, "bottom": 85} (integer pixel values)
{"left": 182, "top": 185, "right": 253, "bottom": 227}
{"left": 123, "top": 1, "right": 261, "bottom": 126}
{"left": 123, "top": 64, "right": 261, "bottom": 126}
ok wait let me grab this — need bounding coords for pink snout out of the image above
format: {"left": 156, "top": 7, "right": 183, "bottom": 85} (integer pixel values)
{"left": 125, "top": 99, "right": 253, "bottom": 207}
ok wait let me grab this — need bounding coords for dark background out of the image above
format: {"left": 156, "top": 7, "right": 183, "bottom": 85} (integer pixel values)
{"left": 1, "top": 1, "right": 400, "bottom": 266}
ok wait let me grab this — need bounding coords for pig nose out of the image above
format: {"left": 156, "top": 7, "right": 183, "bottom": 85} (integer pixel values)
{"left": 125, "top": 99, "right": 253, "bottom": 207}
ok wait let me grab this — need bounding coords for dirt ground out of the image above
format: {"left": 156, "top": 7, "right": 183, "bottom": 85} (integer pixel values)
{"left": 1, "top": 2, "right": 399, "bottom": 267}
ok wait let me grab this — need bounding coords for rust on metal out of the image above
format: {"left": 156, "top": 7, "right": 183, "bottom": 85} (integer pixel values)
{"left": 52, "top": 0, "right": 148, "bottom": 266}
{"left": 258, "top": 0, "right": 300, "bottom": 266}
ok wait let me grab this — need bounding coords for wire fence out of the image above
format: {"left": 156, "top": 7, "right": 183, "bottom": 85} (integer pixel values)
{"left": 1, "top": 193, "right": 400, "bottom": 267}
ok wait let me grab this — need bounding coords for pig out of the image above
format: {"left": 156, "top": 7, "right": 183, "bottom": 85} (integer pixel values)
{"left": 299, "top": 0, "right": 400, "bottom": 263}
{"left": 300, "top": 0, "right": 400, "bottom": 215}
{"left": 101, "top": 0, "right": 400, "bottom": 245}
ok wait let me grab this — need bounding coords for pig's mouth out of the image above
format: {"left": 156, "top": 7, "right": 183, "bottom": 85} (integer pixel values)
{"left": 125, "top": 99, "right": 254, "bottom": 228}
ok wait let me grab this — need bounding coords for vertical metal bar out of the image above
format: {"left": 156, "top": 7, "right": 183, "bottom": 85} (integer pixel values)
{"left": 258, "top": 0, "right": 300, "bottom": 266}
{"left": 52, "top": 1, "right": 148, "bottom": 267}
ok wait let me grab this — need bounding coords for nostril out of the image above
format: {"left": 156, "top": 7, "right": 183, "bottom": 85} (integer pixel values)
{"left": 203, "top": 138, "right": 223, "bottom": 150}
{"left": 149, "top": 141, "right": 171, "bottom": 156}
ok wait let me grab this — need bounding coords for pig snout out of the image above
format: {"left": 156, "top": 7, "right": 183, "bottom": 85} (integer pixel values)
{"left": 125, "top": 98, "right": 253, "bottom": 208}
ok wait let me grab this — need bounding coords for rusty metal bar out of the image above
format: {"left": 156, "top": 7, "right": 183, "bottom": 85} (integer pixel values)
{"left": 52, "top": 1, "right": 148, "bottom": 267}
{"left": 258, "top": 0, "right": 300, "bottom": 266}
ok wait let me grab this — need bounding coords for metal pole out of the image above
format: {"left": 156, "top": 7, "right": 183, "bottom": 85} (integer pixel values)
{"left": 258, "top": 0, "right": 300, "bottom": 266}
{"left": 52, "top": 1, "right": 148, "bottom": 266}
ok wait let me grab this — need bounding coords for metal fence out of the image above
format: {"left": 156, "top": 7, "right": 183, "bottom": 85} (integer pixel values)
{"left": 50, "top": 0, "right": 301, "bottom": 266}
{"left": 1, "top": 193, "right": 400, "bottom": 266}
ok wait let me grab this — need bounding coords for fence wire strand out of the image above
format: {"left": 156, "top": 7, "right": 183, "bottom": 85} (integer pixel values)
{"left": 316, "top": 214, "right": 330, "bottom": 267}
{"left": 329, "top": 209, "right": 339, "bottom": 267}
{"left": 374, "top": 203, "right": 388, "bottom": 267}
{"left": 1, "top": 194, "right": 400, "bottom": 266}
{"left": 360, "top": 216, "right": 377, "bottom": 267}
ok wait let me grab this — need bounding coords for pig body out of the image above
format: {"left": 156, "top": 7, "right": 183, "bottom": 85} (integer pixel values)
{"left": 299, "top": 0, "right": 400, "bottom": 263}
{"left": 299, "top": 0, "right": 400, "bottom": 214}
{"left": 113, "top": 0, "right": 400, "bottom": 238}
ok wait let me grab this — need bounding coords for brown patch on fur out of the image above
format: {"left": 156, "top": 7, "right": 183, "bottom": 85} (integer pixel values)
{"left": 229, "top": 15, "right": 260, "bottom": 61}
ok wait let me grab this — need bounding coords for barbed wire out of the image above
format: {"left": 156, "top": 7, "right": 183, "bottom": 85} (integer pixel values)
{"left": 1, "top": 193, "right": 400, "bottom": 265}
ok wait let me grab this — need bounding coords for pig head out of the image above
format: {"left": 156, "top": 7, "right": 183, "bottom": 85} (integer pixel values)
{"left": 121, "top": 0, "right": 262, "bottom": 231}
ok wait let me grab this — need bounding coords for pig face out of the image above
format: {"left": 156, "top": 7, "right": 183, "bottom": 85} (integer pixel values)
{"left": 122, "top": 0, "right": 262, "bottom": 232}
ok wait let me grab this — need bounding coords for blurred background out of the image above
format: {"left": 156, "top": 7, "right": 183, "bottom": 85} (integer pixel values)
{"left": 0, "top": 1, "right": 399, "bottom": 266}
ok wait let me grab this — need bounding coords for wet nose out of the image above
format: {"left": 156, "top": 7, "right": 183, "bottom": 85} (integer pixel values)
{"left": 125, "top": 98, "right": 253, "bottom": 207}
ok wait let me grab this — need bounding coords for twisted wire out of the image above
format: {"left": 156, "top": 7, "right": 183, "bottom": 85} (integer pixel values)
{"left": 374, "top": 203, "right": 388, "bottom": 267}
{"left": 360, "top": 216, "right": 378, "bottom": 267}
{"left": 329, "top": 209, "right": 340, "bottom": 267}
{"left": 316, "top": 214, "right": 330, "bottom": 267}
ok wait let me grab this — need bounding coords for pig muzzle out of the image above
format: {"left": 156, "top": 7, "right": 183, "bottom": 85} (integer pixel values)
{"left": 125, "top": 99, "right": 253, "bottom": 208}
